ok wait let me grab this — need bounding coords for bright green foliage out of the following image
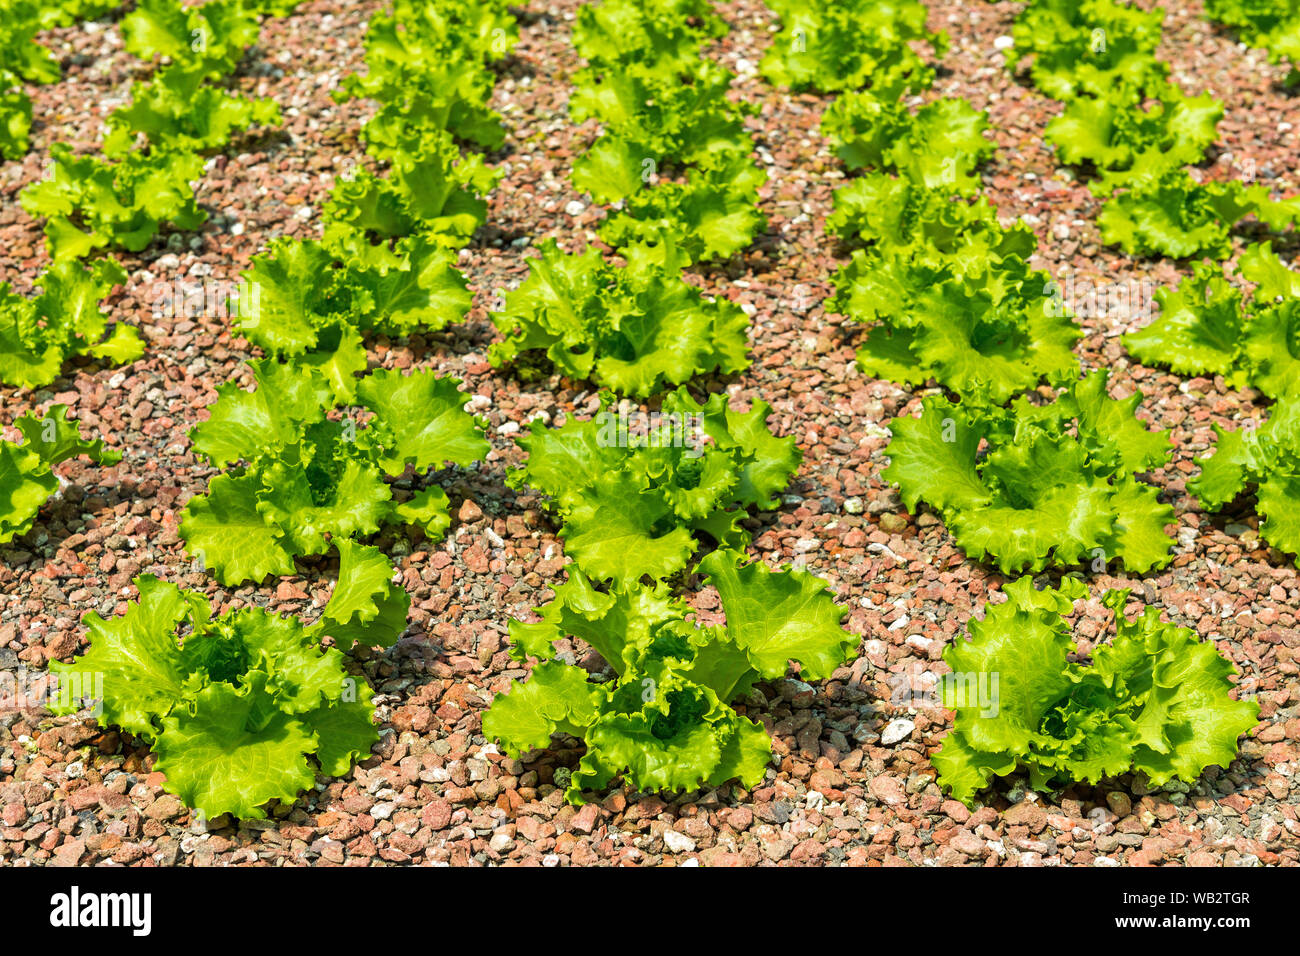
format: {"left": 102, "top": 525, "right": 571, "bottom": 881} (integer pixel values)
{"left": 343, "top": 62, "right": 505, "bottom": 151}
{"left": 338, "top": 0, "right": 514, "bottom": 148}
{"left": 0, "top": 258, "right": 139, "bottom": 388}
{"left": 1009, "top": 0, "right": 1300, "bottom": 259}
{"left": 882, "top": 370, "right": 1175, "bottom": 574}
{"left": 574, "top": 0, "right": 723, "bottom": 75}
{"left": 821, "top": 88, "right": 993, "bottom": 193}
{"left": 235, "top": 236, "right": 472, "bottom": 377}
{"left": 179, "top": 360, "right": 488, "bottom": 585}
{"left": 759, "top": 0, "right": 944, "bottom": 93}
{"left": 0, "top": 405, "right": 119, "bottom": 544}
{"left": 1188, "top": 388, "right": 1300, "bottom": 564}
{"left": 935, "top": 577, "right": 1259, "bottom": 804}
{"left": 570, "top": 60, "right": 755, "bottom": 203}
{"left": 567, "top": 0, "right": 765, "bottom": 262}
{"left": 322, "top": 127, "right": 501, "bottom": 254}
{"left": 483, "top": 550, "right": 857, "bottom": 803}
{"left": 1046, "top": 82, "right": 1224, "bottom": 196}
{"left": 20, "top": 143, "right": 207, "bottom": 260}
{"left": 103, "top": 64, "right": 281, "bottom": 158}
{"left": 311, "top": 538, "right": 412, "bottom": 649}
{"left": 816, "top": 47, "right": 1081, "bottom": 400}
{"left": 32, "top": 0, "right": 123, "bottom": 28}
{"left": 489, "top": 240, "right": 751, "bottom": 397}
{"left": 0, "top": 0, "right": 62, "bottom": 158}
{"left": 510, "top": 387, "right": 800, "bottom": 586}
{"left": 1099, "top": 169, "right": 1299, "bottom": 260}
{"left": 19, "top": 0, "right": 296, "bottom": 258}
{"left": 121, "top": 0, "right": 260, "bottom": 76}
{"left": 324, "top": 0, "right": 510, "bottom": 256}
{"left": 50, "top": 570, "right": 395, "bottom": 819}
{"left": 1204, "top": 0, "right": 1300, "bottom": 83}
{"left": 1124, "top": 243, "right": 1300, "bottom": 397}
{"left": 362, "top": 0, "right": 516, "bottom": 68}
{"left": 597, "top": 154, "right": 766, "bottom": 263}
{"left": 828, "top": 177, "right": 1080, "bottom": 401}
{"left": 1006, "top": 0, "right": 1168, "bottom": 100}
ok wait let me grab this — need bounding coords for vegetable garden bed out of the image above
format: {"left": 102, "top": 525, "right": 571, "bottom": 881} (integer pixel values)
{"left": 0, "top": 0, "right": 1296, "bottom": 868}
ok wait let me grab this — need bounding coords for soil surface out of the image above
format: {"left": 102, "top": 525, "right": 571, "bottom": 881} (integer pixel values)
{"left": 1, "top": 0, "right": 1297, "bottom": 867}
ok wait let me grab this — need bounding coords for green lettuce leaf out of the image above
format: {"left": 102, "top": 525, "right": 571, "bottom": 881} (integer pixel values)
{"left": 882, "top": 371, "right": 1174, "bottom": 574}
{"left": 484, "top": 549, "right": 855, "bottom": 802}
{"left": 0, "top": 405, "right": 120, "bottom": 544}
{"left": 935, "top": 578, "right": 1258, "bottom": 804}
{"left": 50, "top": 573, "right": 380, "bottom": 820}
{"left": 489, "top": 240, "right": 751, "bottom": 397}
{"left": 1188, "top": 389, "right": 1300, "bottom": 563}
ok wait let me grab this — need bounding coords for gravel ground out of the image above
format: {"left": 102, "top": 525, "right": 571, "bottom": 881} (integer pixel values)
{"left": 1, "top": 0, "right": 1297, "bottom": 867}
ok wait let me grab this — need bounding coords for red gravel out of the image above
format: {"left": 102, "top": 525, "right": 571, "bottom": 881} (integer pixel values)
{"left": 0, "top": 0, "right": 1296, "bottom": 867}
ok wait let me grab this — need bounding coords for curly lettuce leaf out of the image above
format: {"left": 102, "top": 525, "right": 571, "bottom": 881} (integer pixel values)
{"left": 50, "top": 574, "right": 380, "bottom": 820}
{"left": 485, "top": 550, "right": 854, "bottom": 803}
{"left": 489, "top": 240, "right": 751, "bottom": 396}
{"left": 882, "top": 372, "right": 1174, "bottom": 574}
{"left": 935, "top": 578, "right": 1258, "bottom": 804}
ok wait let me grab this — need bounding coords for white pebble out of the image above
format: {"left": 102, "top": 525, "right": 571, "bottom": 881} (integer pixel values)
{"left": 881, "top": 718, "right": 916, "bottom": 746}
{"left": 663, "top": 831, "right": 696, "bottom": 853}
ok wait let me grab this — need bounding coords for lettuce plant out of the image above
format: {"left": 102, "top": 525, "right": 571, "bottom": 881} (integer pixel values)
{"left": 0, "top": 0, "right": 61, "bottom": 158}
{"left": 1046, "top": 81, "right": 1223, "bottom": 196}
{"left": 489, "top": 241, "right": 751, "bottom": 397}
{"left": 935, "top": 577, "right": 1259, "bottom": 804}
{"left": 322, "top": 126, "right": 501, "bottom": 255}
{"left": 50, "top": 552, "right": 405, "bottom": 819}
{"left": 1006, "top": 0, "right": 1168, "bottom": 101}
{"left": 759, "top": 0, "right": 943, "bottom": 93}
{"left": 566, "top": 0, "right": 765, "bottom": 262}
{"left": 235, "top": 236, "right": 472, "bottom": 385}
{"left": 1008, "top": 0, "right": 1300, "bottom": 259}
{"left": 0, "top": 258, "right": 140, "bottom": 388}
{"left": 1204, "top": 0, "right": 1300, "bottom": 84}
{"left": 1124, "top": 243, "right": 1300, "bottom": 398}
{"left": 569, "top": 28, "right": 747, "bottom": 203}
{"left": 351, "top": 0, "right": 516, "bottom": 73}
{"left": 179, "top": 360, "right": 488, "bottom": 585}
{"left": 828, "top": 177, "right": 1080, "bottom": 401}
{"left": 120, "top": 0, "right": 261, "bottom": 77}
{"left": 1, "top": 405, "right": 119, "bottom": 545}
{"left": 1099, "top": 169, "right": 1300, "bottom": 260}
{"left": 883, "top": 370, "right": 1175, "bottom": 574}
{"left": 484, "top": 551, "right": 857, "bottom": 803}
{"left": 1188, "top": 388, "right": 1300, "bottom": 564}
{"left": 103, "top": 63, "right": 281, "bottom": 158}
{"left": 569, "top": 58, "right": 759, "bottom": 201}
{"left": 337, "top": 0, "right": 515, "bottom": 148}
{"left": 511, "top": 387, "right": 800, "bottom": 587}
{"left": 42, "top": 0, "right": 124, "bottom": 24}
{"left": 821, "top": 87, "right": 993, "bottom": 194}
{"left": 342, "top": 62, "right": 506, "bottom": 151}
{"left": 20, "top": 144, "right": 207, "bottom": 261}
{"left": 573, "top": 0, "right": 724, "bottom": 78}
{"left": 596, "top": 153, "right": 766, "bottom": 264}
